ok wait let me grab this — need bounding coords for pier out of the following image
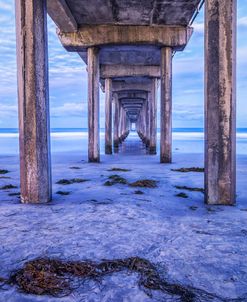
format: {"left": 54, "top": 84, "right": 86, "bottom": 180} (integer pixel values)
{"left": 15, "top": 0, "right": 236, "bottom": 205}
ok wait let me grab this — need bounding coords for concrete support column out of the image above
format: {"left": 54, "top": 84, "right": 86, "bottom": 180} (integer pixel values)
{"left": 15, "top": 0, "right": 51, "bottom": 203}
{"left": 114, "top": 95, "right": 120, "bottom": 150}
{"left": 88, "top": 47, "right": 100, "bottom": 162}
{"left": 122, "top": 111, "right": 127, "bottom": 140}
{"left": 149, "top": 79, "right": 158, "bottom": 154}
{"left": 105, "top": 78, "right": 112, "bottom": 154}
{"left": 160, "top": 47, "right": 173, "bottom": 163}
{"left": 142, "top": 101, "right": 147, "bottom": 144}
{"left": 205, "top": 0, "right": 236, "bottom": 205}
{"left": 119, "top": 106, "right": 123, "bottom": 143}
{"left": 146, "top": 99, "right": 150, "bottom": 147}
{"left": 138, "top": 110, "right": 144, "bottom": 141}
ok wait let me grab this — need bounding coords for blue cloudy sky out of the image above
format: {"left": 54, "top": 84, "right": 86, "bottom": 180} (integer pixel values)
{"left": 0, "top": 1, "right": 246, "bottom": 129}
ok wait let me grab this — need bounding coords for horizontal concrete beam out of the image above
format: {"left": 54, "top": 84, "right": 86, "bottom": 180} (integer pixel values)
{"left": 117, "top": 91, "right": 148, "bottom": 100}
{"left": 122, "top": 103, "right": 143, "bottom": 107}
{"left": 100, "top": 65, "right": 160, "bottom": 78}
{"left": 120, "top": 97, "right": 145, "bottom": 102}
{"left": 58, "top": 25, "right": 193, "bottom": 51}
{"left": 47, "top": 0, "right": 77, "bottom": 32}
{"left": 112, "top": 82, "right": 152, "bottom": 92}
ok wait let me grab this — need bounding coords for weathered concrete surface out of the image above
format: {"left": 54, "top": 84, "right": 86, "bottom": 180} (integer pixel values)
{"left": 100, "top": 65, "right": 160, "bottom": 78}
{"left": 160, "top": 47, "right": 173, "bottom": 163}
{"left": 117, "top": 91, "right": 148, "bottom": 101}
{"left": 15, "top": 0, "right": 52, "bottom": 204}
{"left": 113, "top": 95, "right": 120, "bottom": 149}
{"left": 105, "top": 78, "right": 113, "bottom": 154}
{"left": 79, "top": 45, "right": 162, "bottom": 66}
{"left": 149, "top": 79, "right": 158, "bottom": 155}
{"left": 112, "top": 82, "right": 152, "bottom": 93}
{"left": 142, "top": 100, "right": 148, "bottom": 144}
{"left": 88, "top": 47, "right": 100, "bottom": 162}
{"left": 145, "top": 97, "right": 150, "bottom": 146}
{"left": 47, "top": 0, "right": 77, "bottom": 32}
{"left": 58, "top": 25, "right": 193, "bottom": 51}
{"left": 205, "top": 0, "right": 236, "bottom": 205}
{"left": 50, "top": 0, "right": 201, "bottom": 26}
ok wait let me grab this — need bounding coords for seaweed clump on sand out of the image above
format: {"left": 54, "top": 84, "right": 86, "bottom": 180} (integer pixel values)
{"left": 0, "top": 184, "right": 17, "bottom": 190}
{"left": 0, "top": 169, "right": 9, "bottom": 174}
{"left": 8, "top": 192, "right": 20, "bottom": 197}
{"left": 171, "top": 167, "right": 204, "bottom": 173}
{"left": 56, "top": 191, "right": 71, "bottom": 196}
{"left": 5, "top": 257, "right": 227, "bottom": 301}
{"left": 104, "top": 175, "right": 128, "bottom": 186}
{"left": 56, "top": 178, "right": 89, "bottom": 185}
{"left": 7, "top": 257, "right": 199, "bottom": 301}
{"left": 134, "top": 190, "right": 144, "bottom": 195}
{"left": 175, "top": 185, "right": 204, "bottom": 193}
{"left": 176, "top": 192, "right": 188, "bottom": 199}
{"left": 107, "top": 167, "right": 131, "bottom": 172}
{"left": 129, "top": 180, "right": 157, "bottom": 188}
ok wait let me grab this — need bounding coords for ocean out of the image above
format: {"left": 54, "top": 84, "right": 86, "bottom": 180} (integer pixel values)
{"left": 0, "top": 128, "right": 247, "bottom": 155}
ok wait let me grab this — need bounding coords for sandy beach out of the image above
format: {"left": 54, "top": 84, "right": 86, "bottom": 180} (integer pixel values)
{"left": 0, "top": 132, "right": 246, "bottom": 301}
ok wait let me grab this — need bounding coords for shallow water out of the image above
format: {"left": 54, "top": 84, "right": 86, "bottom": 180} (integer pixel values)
{"left": 0, "top": 128, "right": 247, "bottom": 155}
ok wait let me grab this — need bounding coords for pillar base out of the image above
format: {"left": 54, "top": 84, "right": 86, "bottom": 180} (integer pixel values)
{"left": 149, "top": 147, "right": 157, "bottom": 155}
{"left": 160, "top": 155, "right": 172, "bottom": 164}
{"left": 89, "top": 157, "right": 100, "bottom": 163}
{"left": 105, "top": 145, "right": 112, "bottom": 155}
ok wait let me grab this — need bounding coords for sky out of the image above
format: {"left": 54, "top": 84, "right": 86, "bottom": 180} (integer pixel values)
{"left": 0, "top": 1, "right": 246, "bottom": 129}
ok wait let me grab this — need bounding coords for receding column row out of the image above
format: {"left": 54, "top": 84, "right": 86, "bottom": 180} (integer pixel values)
{"left": 15, "top": 0, "right": 236, "bottom": 205}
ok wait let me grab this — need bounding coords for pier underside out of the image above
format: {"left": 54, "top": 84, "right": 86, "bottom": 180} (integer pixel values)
{"left": 15, "top": 0, "right": 237, "bottom": 205}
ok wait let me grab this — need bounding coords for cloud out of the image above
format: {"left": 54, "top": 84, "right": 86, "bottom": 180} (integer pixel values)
{"left": 0, "top": 103, "right": 18, "bottom": 118}
{"left": 238, "top": 17, "right": 247, "bottom": 26}
{"left": 51, "top": 102, "right": 86, "bottom": 118}
{"left": 173, "top": 104, "right": 203, "bottom": 121}
{"left": 0, "top": 2, "right": 12, "bottom": 11}
{"left": 193, "top": 22, "right": 204, "bottom": 34}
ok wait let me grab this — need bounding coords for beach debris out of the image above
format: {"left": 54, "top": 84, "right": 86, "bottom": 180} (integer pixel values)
{"left": 171, "top": 167, "right": 204, "bottom": 173}
{"left": 4, "top": 256, "right": 229, "bottom": 301}
{"left": 194, "top": 230, "right": 213, "bottom": 236}
{"left": 104, "top": 175, "right": 128, "bottom": 186}
{"left": 241, "top": 229, "right": 247, "bottom": 236}
{"left": 129, "top": 180, "right": 157, "bottom": 188}
{"left": 175, "top": 185, "right": 204, "bottom": 193}
{"left": 176, "top": 192, "right": 188, "bottom": 199}
{"left": 107, "top": 167, "right": 131, "bottom": 172}
{"left": 69, "top": 166, "right": 81, "bottom": 170}
{"left": 56, "top": 191, "right": 71, "bottom": 196}
{"left": 189, "top": 206, "right": 198, "bottom": 211}
{"left": 56, "top": 178, "right": 89, "bottom": 185}
{"left": 134, "top": 190, "right": 144, "bottom": 195}
{"left": 0, "top": 169, "right": 9, "bottom": 174}
{"left": 0, "top": 184, "right": 17, "bottom": 190}
{"left": 8, "top": 192, "right": 20, "bottom": 197}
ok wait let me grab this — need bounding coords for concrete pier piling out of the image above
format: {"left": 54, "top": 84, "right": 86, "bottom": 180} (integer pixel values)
{"left": 149, "top": 79, "right": 158, "bottom": 155}
{"left": 114, "top": 95, "right": 120, "bottom": 151}
{"left": 88, "top": 47, "right": 100, "bottom": 163}
{"left": 160, "top": 47, "right": 173, "bottom": 163}
{"left": 105, "top": 78, "right": 113, "bottom": 154}
{"left": 205, "top": 0, "right": 236, "bottom": 205}
{"left": 15, "top": 0, "right": 51, "bottom": 204}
